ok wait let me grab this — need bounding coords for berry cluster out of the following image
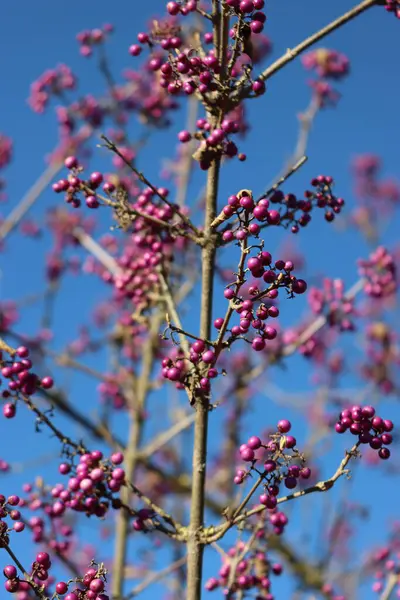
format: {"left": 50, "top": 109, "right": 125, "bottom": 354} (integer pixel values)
{"left": 166, "top": 1, "right": 198, "bottom": 17}
{"left": 351, "top": 155, "right": 400, "bottom": 237}
{"left": 308, "top": 278, "right": 356, "bottom": 332}
{"left": 302, "top": 48, "right": 350, "bottom": 80}
{"left": 370, "top": 544, "right": 400, "bottom": 595}
{"left": 354, "top": 157, "right": 400, "bottom": 208}
{"left": 220, "top": 254, "right": 307, "bottom": 350}
{"left": 15, "top": 481, "right": 73, "bottom": 553}
{"left": 0, "top": 494, "right": 25, "bottom": 542}
{"left": 161, "top": 340, "right": 219, "bottom": 392}
{"left": 335, "top": 405, "right": 393, "bottom": 459}
{"left": 235, "top": 420, "right": 310, "bottom": 527}
{"left": 54, "top": 451, "right": 125, "bottom": 517}
{"left": 219, "top": 177, "right": 344, "bottom": 240}
{"left": 361, "top": 322, "right": 398, "bottom": 394}
{"left": 162, "top": 349, "right": 197, "bottom": 388}
{"left": 3, "top": 553, "right": 109, "bottom": 599}
{"left": 54, "top": 563, "right": 108, "bottom": 600}
{"left": 3, "top": 551, "right": 53, "bottom": 595}
{"left": 76, "top": 24, "right": 113, "bottom": 57}
{"left": 301, "top": 48, "right": 350, "bottom": 108}
{"left": 97, "top": 376, "right": 127, "bottom": 410}
{"left": 187, "top": 116, "right": 252, "bottom": 169}
{"left": 308, "top": 80, "right": 340, "bottom": 108}
{"left": 52, "top": 156, "right": 107, "bottom": 209}
{"left": 1, "top": 345, "right": 54, "bottom": 418}
{"left": 226, "top": 0, "right": 267, "bottom": 32}
{"left": 159, "top": 252, "right": 308, "bottom": 391}
{"left": 43, "top": 206, "right": 95, "bottom": 285}
{"left": 358, "top": 247, "right": 396, "bottom": 299}
{"left": 205, "top": 541, "right": 283, "bottom": 600}
{"left": 28, "top": 64, "right": 76, "bottom": 113}
{"left": 129, "top": 3, "right": 268, "bottom": 167}
{"left": 384, "top": 0, "right": 400, "bottom": 18}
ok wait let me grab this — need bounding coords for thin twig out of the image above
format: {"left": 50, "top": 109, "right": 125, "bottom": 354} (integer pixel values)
{"left": 258, "top": 0, "right": 378, "bottom": 82}
{"left": 72, "top": 227, "right": 122, "bottom": 276}
{"left": 257, "top": 155, "right": 308, "bottom": 202}
{"left": 158, "top": 269, "right": 191, "bottom": 358}
{"left": 127, "top": 555, "right": 187, "bottom": 598}
{"left": 379, "top": 573, "right": 399, "bottom": 600}
{"left": 138, "top": 412, "right": 195, "bottom": 459}
{"left": 0, "top": 160, "right": 62, "bottom": 242}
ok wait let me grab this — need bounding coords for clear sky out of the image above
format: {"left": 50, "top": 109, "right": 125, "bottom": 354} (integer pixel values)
{"left": 1, "top": 1, "right": 400, "bottom": 599}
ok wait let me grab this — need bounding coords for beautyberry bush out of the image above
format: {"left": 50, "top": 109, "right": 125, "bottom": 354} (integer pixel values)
{"left": 0, "top": 1, "right": 400, "bottom": 599}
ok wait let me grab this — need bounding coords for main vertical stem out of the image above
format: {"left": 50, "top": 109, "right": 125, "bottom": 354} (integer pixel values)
{"left": 186, "top": 157, "right": 221, "bottom": 600}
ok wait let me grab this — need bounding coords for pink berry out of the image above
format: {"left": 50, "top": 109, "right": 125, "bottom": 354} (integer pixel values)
{"left": 292, "top": 279, "right": 308, "bottom": 294}
{"left": 56, "top": 581, "right": 68, "bottom": 594}
{"left": 178, "top": 130, "right": 192, "bottom": 143}
{"left": 16, "top": 346, "right": 29, "bottom": 358}
{"left": 64, "top": 156, "right": 78, "bottom": 169}
{"left": 3, "top": 403, "right": 16, "bottom": 418}
{"left": 240, "top": 446, "right": 255, "bottom": 461}
{"left": 240, "top": 0, "right": 254, "bottom": 12}
{"left": 90, "top": 171, "right": 103, "bottom": 186}
{"left": 247, "top": 436, "right": 262, "bottom": 449}
{"left": 129, "top": 44, "right": 142, "bottom": 56}
{"left": 277, "top": 419, "right": 291, "bottom": 433}
{"left": 86, "top": 195, "right": 99, "bottom": 209}
{"left": 167, "top": 1, "right": 180, "bottom": 15}
{"left": 111, "top": 452, "right": 124, "bottom": 465}
{"left": 41, "top": 376, "right": 54, "bottom": 389}
{"left": 3, "top": 565, "right": 17, "bottom": 579}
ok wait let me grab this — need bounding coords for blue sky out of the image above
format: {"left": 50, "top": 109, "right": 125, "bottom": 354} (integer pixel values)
{"left": 1, "top": 1, "right": 400, "bottom": 599}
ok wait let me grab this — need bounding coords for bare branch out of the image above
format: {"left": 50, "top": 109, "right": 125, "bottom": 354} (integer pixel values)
{"left": 258, "top": 0, "right": 378, "bottom": 82}
{"left": 127, "top": 555, "right": 187, "bottom": 598}
{"left": 0, "top": 160, "right": 62, "bottom": 242}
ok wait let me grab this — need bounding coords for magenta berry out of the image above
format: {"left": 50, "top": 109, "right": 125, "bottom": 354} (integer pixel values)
{"left": 3, "top": 565, "right": 17, "bottom": 579}
{"left": 64, "top": 156, "right": 78, "bottom": 169}
{"left": 178, "top": 130, "right": 192, "bottom": 143}
{"left": 277, "top": 419, "right": 291, "bottom": 433}
{"left": 129, "top": 44, "right": 142, "bottom": 56}
{"left": 247, "top": 435, "right": 262, "bottom": 449}
{"left": 167, "top": 1, "right": 180, "bottom": 15}
{"left": 56, "top": 581, "right": 68, "bottom": 594}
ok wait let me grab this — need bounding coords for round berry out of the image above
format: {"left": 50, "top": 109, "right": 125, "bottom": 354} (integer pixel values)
{"left": 277, "top": 419, "right": 291, "bottom": 433}
{"left": 64, "top": 156, "right": 78, "bottom": 169}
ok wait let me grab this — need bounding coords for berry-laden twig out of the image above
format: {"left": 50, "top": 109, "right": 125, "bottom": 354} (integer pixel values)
{"left": 99, "top": 134, "right": 201, "bottom": 237}
{"left": 205, "top": 441, "right": 361, "bottom": 543}
{"left": 3, "top": 545, "right": 48, "bottom": 600}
